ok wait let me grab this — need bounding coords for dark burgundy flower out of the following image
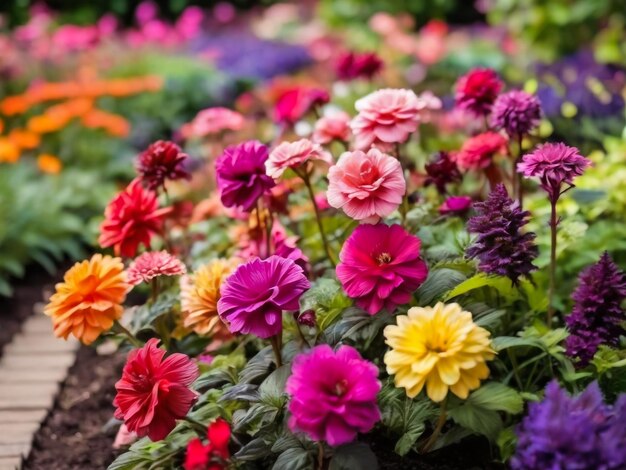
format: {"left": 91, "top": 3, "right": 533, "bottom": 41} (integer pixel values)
{"left": 136, "top": 140, "right": 190, "bottom": 190}
{"left": 565, "top": 252, "right": 626, "bottom": 365}
{"left": 424, "top": 151, "right": 462, "bottom": 194}
{"left": 455, "top": 68, "right": 503, "bottom": 117}
{"left": 335, "top": 51, "right": 383, "bottom": 81}
{"left": 467, "top": 184, "right": 538, "bottom": 284}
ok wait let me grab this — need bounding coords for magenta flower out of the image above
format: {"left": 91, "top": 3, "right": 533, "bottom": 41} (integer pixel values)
{"left": 286, "top": 344, "right": 381, "bottom": 446}
{"left": 491, "top": 90, "right": 542, "bottom": 137}
{"left": 216, "top": 140, "right": 276, "bottom": 212}
{"left": 126, "top": 251, "right": 186, "bottom": 286}
{"left": 266, "top": 139, "right": 332, "bottom": 179}
{"left": 327, "top": 148, "right": 406, "bottom": 223}
{"left": 337, "top": 224, "right": 428, "bottom": 315}
{"left": 518, "top": 142, "right": 591, "bottom": 201}
{"left": 273, "top": 87, "right": 329, "bottom": 125}
{"left": 439, "top": 196, "right": 472, "bottom": 215}
{"left": 455, "top": 68, "right": 503, "bottom": 117}
{"left": 217, "top": 256, "right": 310, "bottom": 339}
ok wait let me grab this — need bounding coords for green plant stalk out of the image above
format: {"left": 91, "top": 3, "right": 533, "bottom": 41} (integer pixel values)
{"left": 421, "top": 398, "right": 447, "bottom": 453}
{"left": 317, "top": 442, "right": 324, "bottom": 470}
{"left": 547, "top": 197, "right": 558, "bottom": 327}
{"left": 112, "top": 321, "right": 143, "bottom": 348}
{"left": 270, "top": 334, "right": 283, "bottom": 368}
{"left": 507, "top": 349, "right": 524, "bottom": 390}
{"left": 301, "top": 171, "right": 336, "bottom": 267}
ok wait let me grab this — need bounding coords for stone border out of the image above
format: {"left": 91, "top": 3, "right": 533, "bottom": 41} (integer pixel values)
{"left": 0, "top": 306, "right": 78, "bottom": 470}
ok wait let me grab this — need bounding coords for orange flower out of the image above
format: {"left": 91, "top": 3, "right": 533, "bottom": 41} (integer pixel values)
{"left": 82, "top": 110, "right": 130, "bottom": 137}
{"left": 0, "top": 137, "right": 20, "bottom": 163}
{"left": 27, "top": 114, "right": 68, "bottom": 134}
{"left": 9, "top": 129, "right": 41, "bottom": 150}
{"left": 180, "top": 259, "right": 239, "bottom": 338}
{"left": 37, "top": 154, "right": 63, "bottom": 174}
{"left": 44, "top": 254, "right": 130, "bottom": 345}
{"left": 0, "top": 95, "right": 30, "bottom": 116}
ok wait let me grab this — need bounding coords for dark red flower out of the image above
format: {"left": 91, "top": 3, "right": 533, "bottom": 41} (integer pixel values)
{"left": 183, "top": 418, "right": 231, "bottom": 470}
{"left": 273, "top": 86, "right": 329, "bottom": 125}
{"left": 113, "top": 339, "right": 199, "bottom": 441}
{"left": 136, "top": 140, "right": 190, "bottom": 190}
{"left": 335, "top": 51, "right": 383, "bottom": 81}
{"left": 99, "top": 179, "right": 170, "bottom": 257}
{"left": 455, "top": 68, "right": 503, "bottom": 117}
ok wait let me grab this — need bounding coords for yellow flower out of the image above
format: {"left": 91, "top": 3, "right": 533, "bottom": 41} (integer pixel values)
{"left": 384, "top": 302, "right": 494, "bottom": 402}
{"left": 180, "top": 258, "right": 239, "bottom": 338}
{"left": 44, "top": 254, "right": 130, "bottom": 345}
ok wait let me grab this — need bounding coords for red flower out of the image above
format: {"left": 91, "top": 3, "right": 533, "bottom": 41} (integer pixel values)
{"left": 184, "top": 418, "right": 231, "bottom": 470}
{"left": 455, "top": 68, "right": 503, "bottom": 117}
{"left": 335, "top": 51, "right": 383, "bottom": 81}
{"left": 456, "top": 131, "right": 507, "bottom": 170}
{"left": 136, "top": 140, "right": 190, "bottom": 191}
{"left": 99, "top": 179, "right": 170, "bottom": 257}
{"left": 273, "top": 86, "right": 329, "bottom": 125}
{"left": 114, "top": 339, "right": 199, "bottom": 441}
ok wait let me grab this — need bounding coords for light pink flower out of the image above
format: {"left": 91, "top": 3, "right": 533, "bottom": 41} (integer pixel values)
{"left": 181, "top": 107, "right": 244, "bottom": 139}
{"left": 126, "top": 251, "right": 187, "bottom": 286}
{"left": 351, "top": 89, "right": 439, "bottom": 150}
{"left": 327, "top": 148, "right": 406, "bottom": 223}
{"left": 266, "top": 139, "right": 332, "bottom": 179}
{"left": 312, "top": 111, "right": 352, "bottom": 144}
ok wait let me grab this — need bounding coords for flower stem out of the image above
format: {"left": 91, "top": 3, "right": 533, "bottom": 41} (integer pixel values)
{"left": 317, "top": 442, "right": 324, "bottom": 470}
{"left": 421, "top": 399, "right": 447, "bottom": 453}
{"left": 112, "top": 321, "right": 143, "bottom": 348}
{"left": 270, "top": 334, "right": 283, "bottom": 367}
{"left": 302, "top": 172, "right": 336, "bottom": 267}
{"left": 184, "top": 416, "right": 207, "bottom": 437}
{"left": 547, "top": 197, "right": 558, "bottom": 327}
{"left": 515, "top": 133, "right": 524, "bottom": 207}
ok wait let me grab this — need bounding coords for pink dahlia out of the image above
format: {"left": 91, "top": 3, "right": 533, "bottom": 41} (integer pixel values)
{"left": 113, "top": 339, "right": 199, "bottom": 441}
{"left": 312, "top": 111, "right": 351, "bottom": 145}
{"left": 181, "top": 107, "right": 244, "bottom": 138}
{"left": 266, "top": 138, "right": 332, "bottom": 179}
{"left": 99, "top": 179, "right": 170, "bottom": 258}
{"left": 126, "top": 251, "right": 186, "bottom": 286}
{"left": 286, "top": 344, "right": 381, "bottom": 446}
{"left": 327, "top": 148, "right": 406, "bottom": 223}
{"left": 456, "top": 131, "right": 507, "bottom": 170}
{"left": 337, "top": 224, "right": 428, "bottom": 314}
{"left": 518, "top": 142, "right": 591, "bottom": 201}
{"left": 217, "top": 256, "right": 310, "bottom": 339}
{"left": 454, "top": 68, "right": 503, "bottom": 116}
{"left": 215, "top": 140, "right": 276, "bottom": 212}
{"left": 136, "top": 140, "right": 190, "bottom": 191}
{"left": 351, "top": 88, "right": 421, "bottom": 150}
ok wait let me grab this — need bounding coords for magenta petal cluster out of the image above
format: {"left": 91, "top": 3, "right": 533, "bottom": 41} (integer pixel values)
{"left": 286, "top": 344, "right": 381, "bottom": 446}
{"left": 217, "top": 256, "right": 310, "bottom": 339}
{"left": 216, "top": 140, "right": 276, "bottom": 212}
{"left": 518, "top": 142, "right": 591, "bottom": 201}
{"left": 266, "top": 138, "right": 332, "bottom": 179}
{"left": 337, "top": 224, "right": 428, "bottom": 315}
{"left": 126, "top": 251, "right": 186, "bottom": 286}
{"left": 351, "top": 88, "right": 421, "bottom": 150}
{"left": 327, "top": 148, "right": 406, "bottom": 223}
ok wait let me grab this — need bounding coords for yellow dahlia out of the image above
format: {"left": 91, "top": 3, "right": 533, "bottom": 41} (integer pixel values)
{"left": 180, "top": 258, "right": 238, "bottom": 338}
{"left": 383, "top": 302, "right": 494, "bottom": 402}
{"left": 44, "top": 254, "right": 130, "bottom": 345}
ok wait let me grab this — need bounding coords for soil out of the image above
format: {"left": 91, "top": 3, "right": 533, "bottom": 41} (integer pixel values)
{"left": 0, "top": 265, "right": 60, "bottom": 357}
{"left": 23, "top": 347, "right": 126, "bottom": 470}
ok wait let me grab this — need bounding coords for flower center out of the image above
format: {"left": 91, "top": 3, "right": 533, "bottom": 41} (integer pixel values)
{"left": 359, "top": 160, "right": 379, "bottom": 185}
{"left": 376, "top": 252, "right": 392, "bottom": 265}
{"left": 334, "top": 379, "right": 349, "bottom": 396}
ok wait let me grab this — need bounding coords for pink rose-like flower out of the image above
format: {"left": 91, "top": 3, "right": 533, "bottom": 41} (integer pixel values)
{"left": 217, "top": 256, "right": 310, "bottom": 339}
{"left": 126, "top": 251, "right": 186, "bottom": 286}
{"left": 181, "top": 107, "right": 244, "bottom": 139}
{"left": 337, "top": 224, "right": 428, "bottom": 314}
{"left": 456, "top": 131, "right": 507, "bottom": 170}
{"left": 266, "top": 139, "right": 332, "bottom": 179}
{"left": 327, "top": 148, "right": 406, "bottom": 223}
{"left": 439, "top": 196, "right": 472, "bottom": 215}
{"left": 312, "top": 111, "right": 351, "bottom": 145}
{"left": 286, "top": 344, "right": 381, "bottom": 446}
{"left": 351, "top": 89, "right": 439, "bottom": 150}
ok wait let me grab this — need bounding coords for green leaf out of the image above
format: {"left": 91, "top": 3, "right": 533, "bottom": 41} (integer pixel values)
{"left": 329, "top": 442, "right": 378, "bottom": 470}
{"left": 491, "top": 336, "right": 544, "bottom": 352}
{"left": 448, "top": 404, "right": 502, "bottom": 442}
{"left": 130, "top": 292, "right": 178, "bottom": 332}
{"left": 259, "top": 364, "right": 291, "bottom": 406}
{"left": 272, "top": 447, "right": 312, "bottom": 470}
{"left": 416, "top": 268, "right": 467, "bottom": 305}
{"left": 300, "top": 277, "right": 352, "bottom": 331}
{"left": 496, "top": 427, "right": 517, "bottom": 463}
{"left": 444, "top": 273, "right": 519, "bottom": 302}
{"left": 234, "top": 437, "right": 272, "bottom": 461}
{"left": 465, "top": 383, "right": 524, "bottom": 414}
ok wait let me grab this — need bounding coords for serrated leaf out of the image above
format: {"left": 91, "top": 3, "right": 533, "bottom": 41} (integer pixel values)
{"left": 465, "top": 383, "right": 524, "bottom": 414}
{"left": 448, "top": 405, "right": 502, "bottom": 442}
{"left": 329, "top": 442, "right": 378, "bottom": 470}
{"left": 444, "top": 273, "right": 519, "bottom": 302}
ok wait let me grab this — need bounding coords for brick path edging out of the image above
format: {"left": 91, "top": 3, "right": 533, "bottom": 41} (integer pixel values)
{"left": 0, "top": 305, "right": 78, "bottom": 470}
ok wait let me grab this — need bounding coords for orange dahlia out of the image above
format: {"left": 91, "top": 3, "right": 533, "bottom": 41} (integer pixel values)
{"left": 180, "top": 259, "right": 239, "bottom": 338}
{"left": 44, "top": 254, "right": 130, "bottom": 344}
